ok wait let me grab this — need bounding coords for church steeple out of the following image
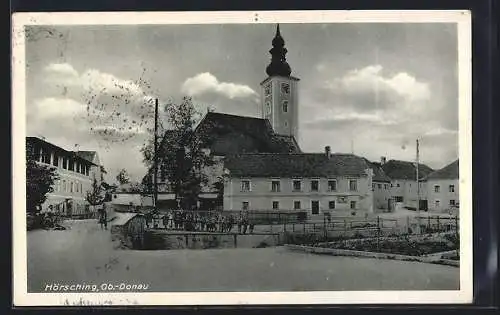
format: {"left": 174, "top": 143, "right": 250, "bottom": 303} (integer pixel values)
{"left": 266, "top": 24, "right": 292, "bottom": 77}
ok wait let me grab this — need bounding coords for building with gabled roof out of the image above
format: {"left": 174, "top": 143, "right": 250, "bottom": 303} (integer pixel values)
{"left": 380, "top": 158, "right": 434, "bottom": 211}
{"left": 26, "top": 136, "right": 106, "bottom": 215}
{"left": 222, "top": 147, "right": 374, "bottom": 216}
{"left": 425, "top": 159, "right": 459, "bottom": 214}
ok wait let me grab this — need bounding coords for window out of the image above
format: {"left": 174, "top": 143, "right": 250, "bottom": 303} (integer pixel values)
{"left": 349, "top": 179, "right": 357, "bottom": 191}
{"left": 241, "top": 180, "right": 251, "bottom": 192}
{"left": 377, "top": 183, "right": 382, "bottom": 189}
{"left": 449, "top": 199, "right": 456, "bottom": 206}
{"left": 292, "top": 180, "right": 302, "bottom": 192}
{"left": 271, "top": 180, "right": 281, "bottom": 192}
{"left": 372, "top": 183, "right": 375, "bottom": 190}
{"left": 242, "top": 201, "right": 249, "bottom": 210}
{"left": 68, "top": 159, "right": 74, "bottom": 171}
{"left": 350, "top": 201, "right": 356, "bottom": 209}
{"left": 85, "top": 166, "right": 89, "bottom": 176}
{"left": 394, "top": 196, "right": 404, "bottom": 202}
{"left": 272, "top": 201, "right": 280, "bottom": 210}
{"left": 449, "top": 185, "right": 455, "bottom": 193}
{"left": 435, "top": 200, "right": 441, "bottom": 208}
{"left": 284, "top": 121, "right": 288, "bottom": 127}
{"left": 329, "top": 200, "right": 336, "bottom": 210}
{"left": 434, "top": 185, "right": 440, "bottom": 193}
{"left": 328, "top": 180, "right": 337, "bottom": 191}
{"left": 53, "top": 154, "right": 59, "bottom": 167}
{"left": 70, "top": 182, "right": 73, "bottom": 193}
{"left": 42, "top": 149, "right": 51, "bottom": 164}
{"left": 294, "top": 201, "right": 301, "bottom": 210}
{"left": 281, "top": 82, "right": 290, "bottom": 94}
{"left": 385, "top": 184, "right": 389, "bottom": 189}
{"left": 75, "top": 183, "right": 79, "bottom": 193}
{"left": 396, "top": 183, "right": 400, "bottom": 187}
{"left": 311, "top": 201, "right": 320, "bottom": 215}
{"left": 265, "top": 101, "right": 272, "bottom": 115}
{"left": 311, "top": 180, "right": 319, "bottom": 192}
{"left": 80, "top": 183, "right": 83, "bottom": 194}
{"left": 63, "top": 180, "right": 67, "bottom": 192}
{"left": 282, "top": 100, "right": 288, "bottom": 113}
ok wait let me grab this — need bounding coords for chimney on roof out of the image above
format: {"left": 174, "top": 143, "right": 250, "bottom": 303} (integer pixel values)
{"left": 325, "top": 146, "right": 331, "bottom": 159}
{"left": 381, "top": 156, "right": 387, "bottom": 165}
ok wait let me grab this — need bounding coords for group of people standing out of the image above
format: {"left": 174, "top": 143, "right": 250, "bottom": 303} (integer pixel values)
{"left": 147, "top": 211, "right": 256, "bottom": 234}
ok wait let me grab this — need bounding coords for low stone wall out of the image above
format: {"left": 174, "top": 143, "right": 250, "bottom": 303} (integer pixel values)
{"left": 285, "top": 244, "right": 459, "bottom": 267}
{"left": 143, "top": 231, "right": 281, "bottom": 250}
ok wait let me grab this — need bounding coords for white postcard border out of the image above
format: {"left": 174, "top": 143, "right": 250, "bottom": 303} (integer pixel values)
{"left": 12, "top": 10, "right": 473, "bottom": 306}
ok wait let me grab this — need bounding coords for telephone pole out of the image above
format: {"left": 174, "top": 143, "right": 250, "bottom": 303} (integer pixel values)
{"left": 153, "top": 98, "right": 159, "bottom": 214}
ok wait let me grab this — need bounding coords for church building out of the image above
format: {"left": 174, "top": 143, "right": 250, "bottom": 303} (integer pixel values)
{"left": 155, "top": 25, "right": 374, "bottom": 216}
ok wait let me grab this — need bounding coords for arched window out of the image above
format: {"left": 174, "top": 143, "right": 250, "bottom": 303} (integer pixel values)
{"left": 282, "top": 100, "right": 288, "bottom": 113}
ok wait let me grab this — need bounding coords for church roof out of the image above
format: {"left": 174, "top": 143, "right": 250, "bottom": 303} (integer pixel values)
{"left": 425, "top": 159, "right": 459, "bottom": 180}
{"left": 194, "top": 111, "right": 301, "bottom": 155}
{"left": 266, "top": 24, "right": 292, "bottom": 77}
{"left": 224, "top": 153, "right": 370, "bottom": 178}
{"left": 381, "top": 159, "right": 434, "bottom": 180}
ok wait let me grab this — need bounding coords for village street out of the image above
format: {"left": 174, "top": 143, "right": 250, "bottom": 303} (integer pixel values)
{"left": 27, "top": 219, "right": 459, "bottom": 292}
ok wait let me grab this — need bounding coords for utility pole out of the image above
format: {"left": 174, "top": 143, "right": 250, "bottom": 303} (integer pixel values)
{"left": 416, "top": 139, "right": 421, "bottom": 234}
{"left": 153, "top": 98, "right": 159, "bottom": 214}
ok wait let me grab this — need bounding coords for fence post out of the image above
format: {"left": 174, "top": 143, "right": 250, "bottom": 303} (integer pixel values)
{"left": 428, "top": 216, "right": 431, "bottom": 233}
{"left": 406, "top": 216, "right": 410, "bottom": 234}
{"left": 377, "top": 216, "right": 380, "bottom": 251}
{"left": 455, "top": 215, "right": 459, "bottom": 238}
{"left": 303, "top": 222, "right": 306, "bottom": 234}
{"left": 437, "top": 216, "right": 440, "bottom": 231}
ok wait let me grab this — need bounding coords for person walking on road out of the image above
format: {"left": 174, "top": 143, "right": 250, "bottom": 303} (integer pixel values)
{"left": 98, "top": 204, "right": 108, "bottom": 230}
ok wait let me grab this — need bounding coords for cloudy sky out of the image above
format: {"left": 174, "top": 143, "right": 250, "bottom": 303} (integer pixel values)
{"left": 25, "top": 23, "right": 458, "bottom": 183}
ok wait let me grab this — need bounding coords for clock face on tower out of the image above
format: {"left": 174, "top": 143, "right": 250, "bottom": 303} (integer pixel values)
{"left": 281, "top": 82, "right": 290, "bottom": 95}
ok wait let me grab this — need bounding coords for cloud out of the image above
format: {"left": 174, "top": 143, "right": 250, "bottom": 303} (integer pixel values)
{"left": 44, "top": 63, "right": 79, "bottom": 78}
{"left": 181, "top": 72, "right": 257, "bottom": 100}
{"left": 316, "top": 65, "right": 431, "bottom": 114}
{"left": 34, "top": 97, "right": 86, "bottom": 119}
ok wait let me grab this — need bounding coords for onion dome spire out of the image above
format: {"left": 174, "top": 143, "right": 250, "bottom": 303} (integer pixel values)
{"left": 266, "top": 24, "right": 292, "bottom": 77}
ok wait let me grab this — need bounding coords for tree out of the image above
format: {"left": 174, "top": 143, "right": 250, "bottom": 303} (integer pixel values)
{"left": 26, "top": 143, "right": 59, "bottom": 214}
{"left": 86, "top": 178, "right": 105, "bottom": 211}
{"left": 141, "top": 97, "right": 216, "bottom": 210}
{"left": 116, "top": 168, "right": 131, "bottom": 185}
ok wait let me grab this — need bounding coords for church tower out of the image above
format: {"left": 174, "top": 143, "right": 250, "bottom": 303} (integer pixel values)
{"left": 260, "top": 24, "right": 300, "bottom": 139}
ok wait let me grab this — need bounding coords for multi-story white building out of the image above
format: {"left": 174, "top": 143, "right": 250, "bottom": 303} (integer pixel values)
{"left": 425, "top": 159, "right": 459, "bottom": 214}
{"left": 26, "top": 137, "right": 106, "bottom": 215}
{"left": 222, "top": 148, "right": 374, "bottom": 218}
